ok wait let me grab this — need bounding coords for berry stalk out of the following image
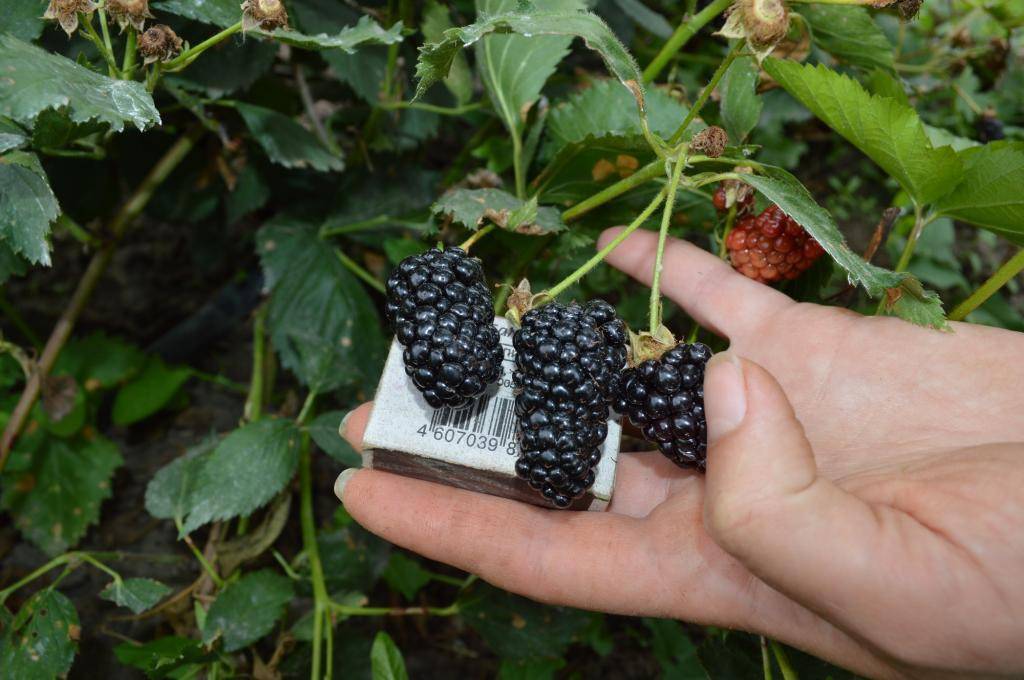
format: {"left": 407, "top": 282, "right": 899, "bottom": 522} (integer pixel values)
{"left": 649, "top": 147, "right": 689, "bottom": 334}
{"left": 643, "top": 0, "right": 733, "bottom": 83}
{"left": 949, "top": 248, "right": 1024, "bottom": 322}
{"left": 459, "top": 223, "right": 496, "bottom": 252}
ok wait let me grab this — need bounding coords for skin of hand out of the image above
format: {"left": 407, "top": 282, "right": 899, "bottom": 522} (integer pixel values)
{"left": 334, "top": 228, "right": 1024, "bottom": 679}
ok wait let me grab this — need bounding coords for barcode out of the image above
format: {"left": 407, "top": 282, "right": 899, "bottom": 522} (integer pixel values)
{"left": 429, "top": 395, "right": 518, "bottom": 444}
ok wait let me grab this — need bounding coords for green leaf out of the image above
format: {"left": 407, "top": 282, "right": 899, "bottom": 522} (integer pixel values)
{"left": 719, "top": 55, "right": 762, "bottom": 143}
{"left": 935, "top": 141, "right": 1024, "bottom": 246}
{"left": 696, "top": 633, "right": 762, "bottom": 679}
{"left": 1, "top": 434, "right": 122, "bottom": 555}
{"left": 114, "top": 636, "right": 210, "bottom": 677}
{"left": 56, "top": 332, "right": 146, "bottom": 389}
{"left": 263, "top": 16, "right": 403, "bottom": 52}
{"left": 166, "top": 39, "right": 276, "bottom": 98}
{"left": 100, "top": 578, "right": 173, "bottom": 615}
{"left": 864, "top": 68, "right": 909, "bottom": 106}
{"left": 610, "top": 0, "right": 672, "bottom": 38}
{"left": 416, "top": 4, "right": 645, "bottom": 130}
{"left": 225, "top": 163, "right": 269, "bottom": 225}
{"left": 2, "top": 0, "right": 47, "bottom": 42}
{"left": 112, "top": 356, "right": 191, "bottom": 426}
{"left": 318, "top": 525, "right": 391, "bottom": 593}
{"left": 202, "top": 570, "right": 294, "bottom": 652}
{"left": 798, "top": 5, "right": 894, "bottom": 71}
{"left": 370, "top": 631, "right": 408, "bottom": 680}
{"left": 762, "top": 59, "right": 962, "bottom": 205}
{"left": 433, "top": 188, "right": 566, "bottom": 234}
{"left": 0, "top": 153, "right": 58, "bottom": 265}
{"left": 422, "top": 1, "right": 473, "bottom": 105}
{"left": 0, "top": 34, "right": 160, "bottom": 132}
{"left": 144, "top": 436, "right": 216, "bottom": 523}
{"left": 181, "top": 419, "right": 300, "bottom": 534}
{"left": 307, "top": 411, "right": 361, "bottom": 466}
{"left": 0, "top": 117, "right": 28, "bottom": 153}
{"left": 473, "top": 0, "right": 583, "bottom": 136}
{"left": 382, "top": 552, "right": 432, "bottom": 601}
{"left": 498, "top": 658, "right": 566, "bottom": 680}
{"left": 0, "top": 589, "right": 79, "bottom": 678}
{"left": 642, "top": 619, "right": 703, "bottom": 679}
{"left": 235, "top": 102, "right": 343, "bottom": 173}
{"left": 923, "top": 124, "right": 979, "bottom": 153}
{"left": 151, "top": 0, "right": 239, "bottom": 27}
{"left": 258, "top": 220, "right": 385, "bottom": 393}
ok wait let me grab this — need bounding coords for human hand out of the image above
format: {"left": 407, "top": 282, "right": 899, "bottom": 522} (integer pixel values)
{"left": 334, "top": 229, "right": 1024, "bottom": 678}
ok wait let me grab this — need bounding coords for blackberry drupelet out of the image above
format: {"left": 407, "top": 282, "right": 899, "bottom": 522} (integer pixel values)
{"left": 385, "top": 247, "right": 504, "bottom": 409}
{"left": 512, "top": 301, "right": 626, "bottom": 508}
{"left": 612, "top": 343, "right": 712, "bottom": 470}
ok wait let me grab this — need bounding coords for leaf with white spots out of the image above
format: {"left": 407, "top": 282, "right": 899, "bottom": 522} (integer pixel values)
{"left": 0, "top": 589, "right": 80, "bottom": 678}
{"left": 1, "top": 434, "right": 122, "bottom": 556}
{"left": 100, "top": 578, "right": 173, "bottom": 615}
{"left": 201, "top": 570, "right": 294, "bottom": 652}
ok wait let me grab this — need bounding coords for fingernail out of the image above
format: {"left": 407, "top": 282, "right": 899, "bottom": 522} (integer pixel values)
{"left": 334, "top": 468, "right": 356, "bottom": 502}
{"left": 704, "top": 352, "right": 747, "bottom": 444}
{"left": 338, "top": 409, "right": 355, "bottom": 439}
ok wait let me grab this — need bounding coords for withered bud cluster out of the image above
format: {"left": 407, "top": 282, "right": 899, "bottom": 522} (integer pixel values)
{"left": 739, "top": 0, "right": 790, "bottom": 48}
{"left": 690, "top": 126, "right": 729, "bottom": 158}
{"left": 241, "top": 0, "right": 289, "bottom": 32}
{"left": 138, "top": 24, "right": 183, "bottom": 64}
{"left": 43, "top": 0, "right": 98, "bottom": 38}
{"left": 106, "top": 0, "right": 153, "bottom": 32}
{"left": 896, "top": 0, "right": 923, "bottom": 20}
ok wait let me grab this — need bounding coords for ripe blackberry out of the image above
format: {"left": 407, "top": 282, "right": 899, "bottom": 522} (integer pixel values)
{"left": 726, "top": 204, "right": 824, "bottom": 283}
{"left": 385, "top": 247, "right": 503, "bottom": 409}
{"left": 612, "top": 343, "right": 712, "bottom": 470}
{"left": 975, "top": 112, "right": 1005, "bottom": 143}
{"left": 512, "top": 301, "right": 626, "bottom": 508}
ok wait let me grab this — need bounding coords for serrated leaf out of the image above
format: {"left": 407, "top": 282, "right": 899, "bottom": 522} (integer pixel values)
{"left": 762, "top": 59, "right": 962, "bottom": 205}
{"left": 114, "top": 636, "right": 209, "bottom": 677}
{"left": 0, "top": 153, "right": 58, "bottom": 265}
{"left": 258, "top": 220, "right": 385, "bottom": 393}
{"left": 144, "top": 436, "right": 216, "bottom": 523}
{"left": 371, "top": 631, "right": 408, "bottom": 680}
{"left": 935, "top": 141, "right": 1024, "bottom": 246}
{"left": 0, "top": 34, "right": 160, "bottom": 132}
{"left": 0, "top": 117, "right": 28, "bottom": 153}
{"left": 474, "top": 0, "right": 583, "bottom": 137}
{"left": 307, "top": 411, "right": 360, "bottom": 466}
{"left": 1, "top": 434, "right": 122, "bottom": 555}
{"left": 719, "top": 55, "right": 762, "bottom": 143}
{"left": 422, "top": 1, "right": 473, "bottom": 105}
{"left": 382, "top": 552, "right": 432, "bottom": 601}
{"left": 798, "top": 5, "right": 894, "bottom": 71}
{"left": 152, "top": 0, "right": 239, "bottom": 27}
{"left": 739, "top": 167, "right": 947, "bottom": 328}
{"left": 263, "top": 16, "right": 403, "bottom": 52}
{"left": 202, "top": 570, "right": 293, "bottom": 652}
{"left": 112, "top": 356, "right": 191, "bottom": 426}
{"left": 318, "top": 526, "right": 391, "bottom": 593}
{"left": 100, "top": 578, "right": 173, "bottom": 615}
{"left": 3, "top": 0, "right": 47, "bottom": 42}
{"left": 235, "top": 102, "right": 343, "bottom": 172}
{"left": 923, "top": 125, "right": 979, "bottom": 153}
{"left": 0, "top": 589, "right": 79, "bottom": 678}
{"left": 56, "top": 332, "right": 146, "bottom": 389}
{"left": 181, "top": 419, "right": 300, "bottom": 534}
{"left": 433, "top": 188, "right": 566, "bottom": 234}
{"left": 416, "top": 4, "right": 646, "bottom": 131}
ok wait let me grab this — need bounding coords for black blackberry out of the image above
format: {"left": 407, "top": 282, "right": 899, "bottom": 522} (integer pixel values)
{"left": 385, "top": 247, "right": 503, "bottom": 408}
{"left": 975, "top": 113, "right": 1005, "bottom": 143}
{"left": 512, "top": 301, "right": 626, "bottom": 508}
{"left": 612, "top": 343, "right": 712, "bottom": 470}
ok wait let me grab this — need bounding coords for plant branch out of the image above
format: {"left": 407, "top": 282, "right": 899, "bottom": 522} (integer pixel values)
{"left": 949, "top": 248, "right": 1024, "bottom": 322}
{"left": 642, "top": 0, "right": 733, "bottom": 83}
{"left": 0, "top": 127, "right": 203, "bottom": 471}
{"left": 162, "top": 21, "right": 244, "bottom": 72}
{"left": 770, "top": 641, "right": 798, "bottom": 680}
{"left": 378, "top": 100, "right": 485, "bottom": 116}
{"left": 299, "top": 420, "right": 330, "bottom": 679}
{"left": 293, "top": 62, "right": 341, "bottom": 155}
{"left": 244, "top": 304, "right": 268, "bottom": 423}
{"left": 336, "top": 250, "right": 386, "bottom": 294}
{"left": 459, "top": 224, "right": 496, "bottom": 252}
{"left": 122, "top": 29, "right": 137, "bottom": 77}
{"left": 327, "top": 600, "right": 460, "bottom": 617}
{"left": 649, "top": 148, "right": 688, "bottom": 333}
{"left": 562, "top": 160, "right": 664, "bottom": 222}
{"left": 670, "top": 40, "right": 745, "bottom": 145}
{"left": 81, "top": 14, "right": 120, "bottom": 77}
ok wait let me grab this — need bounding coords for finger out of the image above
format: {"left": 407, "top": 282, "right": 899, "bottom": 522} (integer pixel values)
{"left": 339, "top": 401, "right": 374, "bottom": 452}
{"left": 700, "top": 352, "right": 959, "bottom": 650}
{"left": 598, "top": 228, "right": 792, "bottom": 338}
{"left": 608, "top": 452, "right": 698, "bottom": 517}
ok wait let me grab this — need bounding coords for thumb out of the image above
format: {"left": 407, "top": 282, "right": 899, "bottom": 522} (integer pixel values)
{"left": 700, "top": 352, "right": 897, "bottom": 630}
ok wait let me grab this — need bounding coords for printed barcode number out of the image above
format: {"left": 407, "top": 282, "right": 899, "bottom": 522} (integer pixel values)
{"left": 418, "top": 395, "right": 519, "bottom": 455}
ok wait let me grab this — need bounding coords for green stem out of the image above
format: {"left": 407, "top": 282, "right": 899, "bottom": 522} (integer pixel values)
{"left": 494, "top": 237, "right": 551, "bottom": 314}
{"left": 378, "top": 101, "right": 485, "bottom": 116}
{"left": 546, "top": 188, "right": 668, "bottom": 300}
{"left": 122, "top": 29, "right": 137, "bottom": 77}
{"left": 98, "top": 8, "right": 116, "bottom": 72}
{"left": 320, "top": 215, "right": 395, "bottom": 237}
{"left": 162, "top": 21, "right": 244, "bottom": 71}
{"left": 511, "top": 129, "right": 526, "bottom": 200}
{"left": 949, "top": 248, "right": 1024, "bottom": 322}
{"left": 336, "top": 250, "right": 386, "bottom": 294}
{"left": 459, "top": 224, "right": 496, "bottom": 252}
{"left": 327, "top": 600, "right": 460, "bottom": 617}
{"left": 176, "top": 521, "right": 225, "bottom": 588}
{"left": 299, "top": 425, "right": 330, "bottom": 680}
{"left": 562, "top": 161, "right": 664, "bottom": 222}
{"left": 297, "top": 392, "right": 317, "bottom": 426}
{"left": 670, "top": 41, "right": 745, "bottom": 144}
{"left": 77, "top": 553, "right": 121, "bottom": 581}
{"left": 894, "top": 206, "right": 926, "bottom": 273}
{"left": 769, "top": 641, "right": 798, "bottom": 680}
{"left": 761, "top": 636, "right": 774, "bottom": 680}
{"left": 686, "top": 323, "right": 701, "bottom": 343}
{"left": 38, "top": 147, "right": 105, "bottom": 160}
{"left": 0, "top": 552, "right": 122, "bottom": 604}
{"left": 649, "top": 148, "right": 688, "bottom": 333}
{"left": 188, "top": 369, "right": 248, "bottom": 394}
{"left": 642, "top": 0, "right": 733, "bottom": 83}
{"left": 81, "top": 15, "right": 120, "bottom": 76}
{"left": 244, "top": 304, "right": 268, "bottom": 423}
{"left": 719, "top": 203, "right": 738, "bottom": 260}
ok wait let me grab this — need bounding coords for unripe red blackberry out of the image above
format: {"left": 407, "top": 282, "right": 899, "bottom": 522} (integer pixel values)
{"left": 612, "top": 343, "right": 712, "bottom": 470}
{"left": 512, "top": 301, "right": 626, "bottom": 508}
{"left": 385, "top": 247, "right": 503, "bottom": 409}
{"left": 712, "top": 185, "right": 755, "bottom": 214}
{"left": 726, "top": 205, "right": 824, "bottom": 283}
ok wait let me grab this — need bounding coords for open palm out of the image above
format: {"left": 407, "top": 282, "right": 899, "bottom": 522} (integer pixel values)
{"left": 336, "top": 229, "right": 1024, "bottom": 678}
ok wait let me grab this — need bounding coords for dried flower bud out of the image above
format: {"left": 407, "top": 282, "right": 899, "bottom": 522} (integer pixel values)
{"left": 739, "top": 0, "right": 790, "bottom": 48}
{"left": 138, "top": 24, "right": 183, "bottom": 64}
{"left": 241, "top": 0, "right": 289, "bottom": 32}
{"left": 106, "top": 0, "right": 153, "bottom": 32}
{"left": 896, "top": 0, "right": 923, "bottom": 20}
{"left": 43, "top": 0, "right": 98, "bottom": 37}
{"left": 690, "top": 126, "right": 729, "bottom": 158}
